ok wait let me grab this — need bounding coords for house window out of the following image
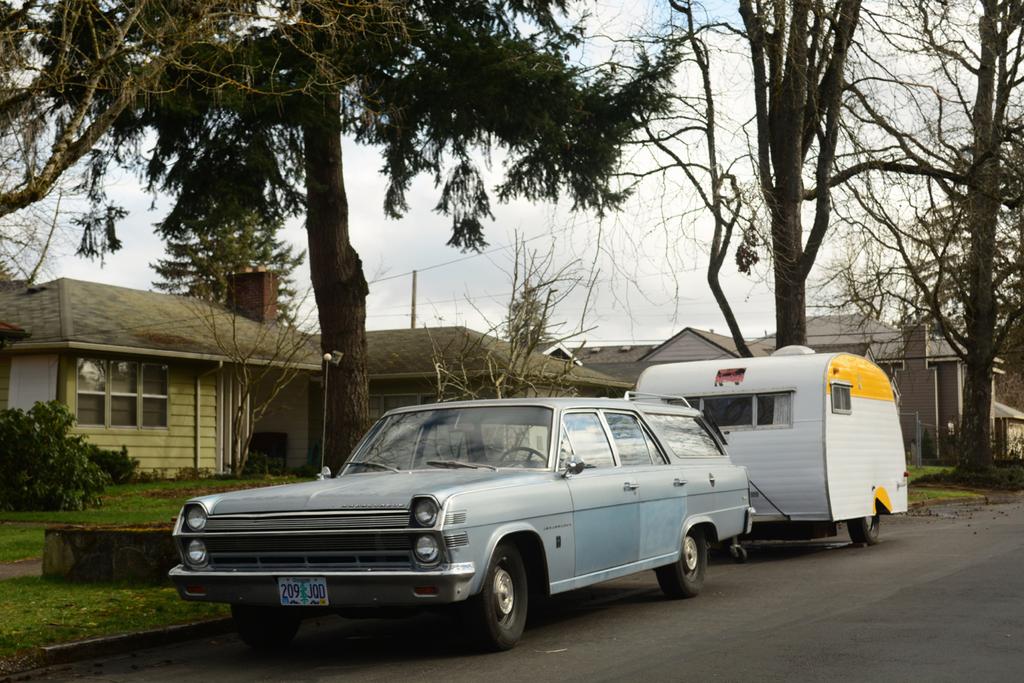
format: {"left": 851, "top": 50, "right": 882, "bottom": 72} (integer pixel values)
{"left": 76, "top": 359, "right": 168, "bottom": 429}
{"left": 110, "top": 361, "right": 138, "bottom": 426}
{"left": 142, "top": 364, "right": 169, "bottom": 427}
{"left": 76, "top": 359, "right": 106, "bottom": 426}
{"left": 831, "top": 383, "right": 852, "bottom": 414}
{"left": 369, "top": 394, "right": 432, "bottom": 420}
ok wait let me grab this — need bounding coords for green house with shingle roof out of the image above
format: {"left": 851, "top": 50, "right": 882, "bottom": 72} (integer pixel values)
{"left": 0, "top": 277, "right": 626, "bottom": 474}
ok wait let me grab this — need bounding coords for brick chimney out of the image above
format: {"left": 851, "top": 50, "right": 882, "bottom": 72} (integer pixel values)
{"left": 227, "top": 267, "right": 278, "bottom": 322}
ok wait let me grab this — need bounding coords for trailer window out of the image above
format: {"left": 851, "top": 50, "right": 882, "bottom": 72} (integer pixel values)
{"left": 756, "top": 393, "right": 792, "bottom": 426}
{"left": 702, "top": 396, "right": 753, "bottom": 427}
{"left": 644, "top": 414, "right": 722, "bottom": 458}
{"left": 831, "top": 384, "right": 852, "bottom": 414}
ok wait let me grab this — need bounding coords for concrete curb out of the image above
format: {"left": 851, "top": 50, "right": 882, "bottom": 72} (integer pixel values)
{"left": 40, "top": 617, "right": 235, "bottom": 665}
{"left": 1, "top": 617, "right": 234, "bottom": 679}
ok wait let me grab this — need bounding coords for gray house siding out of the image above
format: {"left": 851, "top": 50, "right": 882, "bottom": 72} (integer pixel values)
{"left": 894, "top": 326, "right": 939, "bottom": 454}
{"left": 643, "top": 333, "right": 736, "bottom": 363}
{"left": 935, "top": 361, "right": 961, "bottom": 440}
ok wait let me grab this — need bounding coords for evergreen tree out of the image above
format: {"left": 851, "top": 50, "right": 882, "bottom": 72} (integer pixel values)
{"left": 152, "top": 210, "right": 305, "bottom": 318}
{"left": 84, "top": 2, "right": 675, "bottom": 467}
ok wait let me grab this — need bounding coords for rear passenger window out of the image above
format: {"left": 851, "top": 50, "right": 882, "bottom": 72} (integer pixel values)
{"left": 644, "top": 413, "right": 722, "bottom": 458}
{"left": 604, "top": 413, "right": 656, "bottom": 466}
{"left": 562, "top": 413, "right": 615, "bottom": 468}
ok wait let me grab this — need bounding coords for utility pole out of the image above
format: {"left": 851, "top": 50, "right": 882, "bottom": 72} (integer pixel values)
{"left": 410, "top": 270, "right": 417, "bottom": 329}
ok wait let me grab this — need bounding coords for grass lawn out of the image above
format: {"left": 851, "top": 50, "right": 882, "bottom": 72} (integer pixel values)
{"left": 908, "top": 465, "right": 953, "bottom": 483}
{"left": 0, "top": 527, "right": 46, "bottom": 563}
{"left": 908, "top": 487, "right": 983, "bottom": 505}
{"left": 0, "top": 476, "right": 301, "bottom": 527}
{"left": 0, "top": 476, "right": 301, "bottom": 570}
{"left": 0, "top": 577, "right": 227, "bottom": 661}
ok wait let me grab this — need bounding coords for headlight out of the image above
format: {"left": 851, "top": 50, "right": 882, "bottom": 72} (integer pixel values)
{"left": 413, "top": 498, "right": 438, "bottom": 527}
{"left": 414, "top": 535, "right": 440, "bottom": 564}
{"left": 185, "top": 505, "right": 207, "bottom": 531}
{"left": 186, "top": 539, "right": 208, "bottom": 566}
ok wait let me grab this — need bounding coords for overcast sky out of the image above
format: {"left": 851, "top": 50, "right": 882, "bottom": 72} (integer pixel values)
{"left": 49, "top": 0, "right": 792, "bottom": 346}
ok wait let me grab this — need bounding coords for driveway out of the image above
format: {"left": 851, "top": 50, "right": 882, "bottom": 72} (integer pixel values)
{"left": 21, "top": 499, "right": 1024, "bottom": 682}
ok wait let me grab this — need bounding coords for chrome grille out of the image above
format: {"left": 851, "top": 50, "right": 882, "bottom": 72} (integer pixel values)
{"left": 444, "top": 510, "right": 468, "bottom": 526}
{"left": 204, "top": 534, "right": 413, "bottom": 570}
{"left": 204, "top": 511, "right": 409, "bottom": 532}
{"left": 444, "top": 531, "right": 469, "bottom": 548}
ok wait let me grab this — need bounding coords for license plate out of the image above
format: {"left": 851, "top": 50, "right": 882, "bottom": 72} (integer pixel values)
{"left": 277, "top": 577, "right": 329, "bottom": 606}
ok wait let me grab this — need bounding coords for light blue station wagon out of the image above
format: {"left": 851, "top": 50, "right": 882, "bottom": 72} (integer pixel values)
{"left": 170, "top": 397, "right": 753, "bottom": 650}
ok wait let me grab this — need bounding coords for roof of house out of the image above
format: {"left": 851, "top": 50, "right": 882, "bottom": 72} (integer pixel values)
{"left": 648, "top": 327, "right": 775, "bottom": 359}
{"left": 0, "top": 278, "right": 320, "bottom": 367}
{"left": 994, "top": 401, "right": 1024, "bottom": 420}
{"left": 366, "top": 326, "right": 629, "bottom": 389}
{"left": 757, "top": 314, "right": 905, "bottom": 359}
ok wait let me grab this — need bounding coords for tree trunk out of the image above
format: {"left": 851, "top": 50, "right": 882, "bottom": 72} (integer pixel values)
{"left": 770, "top": 205, "right": 808, "bottom": 348}
{"left": 960, "top": 356, "right": 994, "bottom": 469}
{"left": 303, "top": 93, "right": 369, "bottom": 471}
{"left": 959, "top": 0, "right": 1001, "bottom": 469}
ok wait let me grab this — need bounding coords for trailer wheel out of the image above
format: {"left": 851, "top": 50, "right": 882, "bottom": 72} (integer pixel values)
{"left": 656, "top": 527, "right": 707, "bottom": 598}
{"left": 848, "top": 515, "right": 880, "bottom": 545}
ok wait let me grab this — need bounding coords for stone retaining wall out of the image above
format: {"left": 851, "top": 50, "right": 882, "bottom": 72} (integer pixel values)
{"left": 43, "top": 526, "right": 178, "bottom": 583}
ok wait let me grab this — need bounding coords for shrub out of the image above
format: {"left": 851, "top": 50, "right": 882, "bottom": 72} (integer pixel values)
{"left": 88, "top": 445, "right": 139, "bottom": 484}
{"left": 241, "top": 451, "right": 286, "bottom": 477}
{"left": 289, "top": 463, "right": 322, "bottom": 479}
{"left": 915, "top": 465, "right": 1024, "bottom": 490}
{"left": 0, "top": 402, "right": 107, "bottom": 511}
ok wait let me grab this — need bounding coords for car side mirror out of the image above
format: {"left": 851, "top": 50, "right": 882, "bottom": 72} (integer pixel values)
{"left": 562, "top": 460, "right": 586, "bottom": 477}
{"left": 317, "top": 466, "right": 331, "bottom": 480}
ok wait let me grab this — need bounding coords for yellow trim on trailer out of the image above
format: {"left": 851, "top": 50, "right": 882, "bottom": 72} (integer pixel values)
{"left": 825, "top": 354, "right": 895, "bottom": 402}
{"left": 874, "top": 486, "right": 893, "bottom": 514}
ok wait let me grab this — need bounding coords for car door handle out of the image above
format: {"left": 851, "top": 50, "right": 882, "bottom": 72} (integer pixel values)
{"left": 708, "top": 473, "right": 716, "bottom": 487}
{"left": 623, "top": 482, "right": 640, "bottom": 491}
{"left": 673, "top": 478, "right": 687, "bottom": 487}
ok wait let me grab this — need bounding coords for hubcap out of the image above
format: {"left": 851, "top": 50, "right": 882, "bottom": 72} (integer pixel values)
{"left": 683, "top": 535, "right": 699, "bottom": 573}
{"left": 494, "top": 567, "right": 515, "bottom": 618}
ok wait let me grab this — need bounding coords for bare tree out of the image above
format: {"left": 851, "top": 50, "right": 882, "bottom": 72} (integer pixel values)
{"left": 0, "top": 1, "right": 401, "bottom": 222}
{"left": 831, "top": 0, "right": 1024, "bottom": 467}
{"left": 631, "top": 1, "right": 863, "bottom": 353}
{"left": 432, "top": 236, "right": 602, "bottom": 400}
{"left": 187, "top": 289, "right": 318, "bottom": 475}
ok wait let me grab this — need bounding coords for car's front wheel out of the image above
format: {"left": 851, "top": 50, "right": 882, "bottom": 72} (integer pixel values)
{"left": 231, "top": 604, "right": 301, "bottom": 649}
{"left": 656, "top": 526, "right": 707, "bottom": 599}
{"left": 463, "top": 542, "right": 528, "bottom": 651}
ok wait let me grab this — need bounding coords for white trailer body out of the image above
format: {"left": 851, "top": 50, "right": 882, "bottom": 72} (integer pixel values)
{"left": 636, "top": 350, "right": 908, "bottom": 533}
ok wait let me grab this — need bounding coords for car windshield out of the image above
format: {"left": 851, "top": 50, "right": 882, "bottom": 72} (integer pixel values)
{"left": 345, "top": 406, "right": 554, "bottom": 472}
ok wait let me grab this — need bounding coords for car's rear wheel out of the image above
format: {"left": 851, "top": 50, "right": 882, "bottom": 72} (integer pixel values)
{"left": 463, "top": 542, "right": 528, "bottom": 651}
{"left": 848, "top": 514, "right": 881, "bottom": 545}
{"left": 231, "top": 605, "right": 301, "bottom": 649}
{"left": 656, "top": 526, "right": 707, "bottom": 599}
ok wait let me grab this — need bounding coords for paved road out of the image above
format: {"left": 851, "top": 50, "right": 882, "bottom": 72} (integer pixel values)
{"left": 26, "top": 500, "right": 1024, "bottom": 682}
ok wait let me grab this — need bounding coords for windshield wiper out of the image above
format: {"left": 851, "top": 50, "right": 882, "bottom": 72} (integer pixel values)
{"left": 346, "top": 461, "right": 400, "bottom": 473}
{"left": 425, "top": 460, "right": 497, "bottom": 471}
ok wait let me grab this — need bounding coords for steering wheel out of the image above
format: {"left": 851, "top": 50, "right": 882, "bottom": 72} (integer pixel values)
{"left": 498, "top": 446, "right": 547, "bottom": 466}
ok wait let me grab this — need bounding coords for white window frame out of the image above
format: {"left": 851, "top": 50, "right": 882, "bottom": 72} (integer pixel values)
{"left": 75, "top": 358, "right": 107, "bottom": 427}
{"left": 75, "top": 358, "right": 169, "bottom": 431}
{"left": 688, "top": 391, "right": 794, "bottom": 431}
{"left": 141, "top": 363, "right": 169, "bottom": 429}
{"left": 831, "top": 381, "right": 853, "bottom": 415}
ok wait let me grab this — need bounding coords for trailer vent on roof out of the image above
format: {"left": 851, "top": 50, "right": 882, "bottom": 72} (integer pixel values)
{"left": 772, "top": 345, "right": 816, "bottom": 356}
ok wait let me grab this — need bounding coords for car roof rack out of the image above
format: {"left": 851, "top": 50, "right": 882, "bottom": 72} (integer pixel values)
{"left": 623, "top": 391, "right": 692, "bottom": 408}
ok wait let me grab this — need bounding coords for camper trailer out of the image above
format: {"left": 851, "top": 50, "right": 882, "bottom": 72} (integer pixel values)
{"left": 636, "top": 347, "right": 908, "bottom": 544}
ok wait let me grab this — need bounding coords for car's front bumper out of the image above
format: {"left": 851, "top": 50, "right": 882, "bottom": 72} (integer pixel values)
{"left": 168, "top": 562, "right": 477, "bottom": 607}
